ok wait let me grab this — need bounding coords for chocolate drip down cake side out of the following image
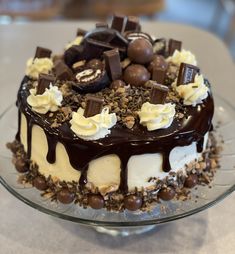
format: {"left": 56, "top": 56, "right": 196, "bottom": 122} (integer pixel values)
{"left": 7, "top": 14, "right": 220, "bottom": 212}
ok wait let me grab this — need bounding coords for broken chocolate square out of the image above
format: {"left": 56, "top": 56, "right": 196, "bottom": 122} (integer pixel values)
{"left": 111, "top": 13, "right": 126, "bottom": 33}
{"left": 37, "top": 74, "right": 55, "bottom": 95}
{"left": 168, "top": 39, "right": 182, "bottom": 56}
{"left": 124, "top": 16, "right": 139, "bottom": 32}
{"left": 34, "top": 46, "right": 52, "bottom": 59}
{"left": 54, "top": 61, "right": 73, "bottom": 81}
{"left": 103, "top": 48, "right": 122, "bottom": 81}
{"left": 84, "top": 96, "right": 104, "bottom": 117}
{"left": 150, "top": 82, "right": 169, "bottom": 104}
{"left": 152, "top": 67, "right": 167, "bottom": 85}
{"left": 177, "top": 63, "right": 200, "bottom": 85}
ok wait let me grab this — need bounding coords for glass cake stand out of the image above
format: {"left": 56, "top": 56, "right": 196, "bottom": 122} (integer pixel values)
{"left": 1, "top": 95, "right": 235, "bottom": 236}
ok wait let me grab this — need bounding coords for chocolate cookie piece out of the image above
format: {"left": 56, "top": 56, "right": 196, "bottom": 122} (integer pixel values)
{"left": 72, "top": 68, "right": 109, "bottom": 93}
{"left": 64, "top": 45, "right": 86, "bottom": 68}
{"left": 125, "top": 32, "right": 153, "bottom": 44}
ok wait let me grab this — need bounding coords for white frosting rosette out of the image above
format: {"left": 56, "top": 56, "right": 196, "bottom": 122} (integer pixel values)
{"left": 70, "top": 107, "right": 117, "bottom": 140}
{"left": 25, "top": 57, "right": 53, "bottom": 79}
{"left": 138, "top": 102, "right": 176, "bottom": 131}
{"left": 167, "top": 49, "right": 197, "bottom": 66}
{"left": 176, "top": 74, "right": 209, "bottom": 106}
{"left": 27, "top": 84, "right": 63, "bottom": 114}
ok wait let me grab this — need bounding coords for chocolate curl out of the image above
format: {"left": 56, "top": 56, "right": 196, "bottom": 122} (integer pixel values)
{"left": 103, "top": 48, "right": 122, "bottom": 81}
{"left": 152, "top": 67, "right": 167, "bottom": 85}
{"left": 124, "top": 16, "right": 140, "bottom": 32}
{"left": 37, "top": 74, "right": 55, "bottom": 95}
{"left": 150, "top": 82, "right": 169, "bottom": 104}
{"left": 168, "top": 39, "right": 182, "bottom": 56}
{"left": 84, "top": 96, "right": 104, "bottom": 118}
{"left": 54, "top": 61, "right": 74, "bottom": 81}
{"left": 34, "top": 46, "right": 52, "bottom": 59}
{"left": 111, "top": 13, "right": 126, "bottom": 33}
{"left": 177, "top": 63, "right": 200, "bottom": 85}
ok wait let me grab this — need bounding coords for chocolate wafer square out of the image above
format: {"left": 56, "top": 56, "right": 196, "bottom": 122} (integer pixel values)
{"left": 84, "top": 96, "right": 104, "bottom": 117}
{"left": 34, "top": 46, "right": 52, "bottom": 59}
{"left": 168, "top": 39, "right": 182, "bottom": 56}
{"left": 177, "top": 63, "right": 200, "bottom": 85}
{"left": 37, "top": 74, "right": 55, "bottom": 95}
{"left": 150, "top": 83, "right": 169, "bottom": 104}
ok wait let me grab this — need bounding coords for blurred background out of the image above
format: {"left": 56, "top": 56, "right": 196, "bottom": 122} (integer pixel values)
{"left": 1, "top": 0, "right": 235, "bottom": 58}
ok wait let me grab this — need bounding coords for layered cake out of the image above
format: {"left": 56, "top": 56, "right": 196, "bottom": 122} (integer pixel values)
{"left": 7, "top": 14, "right": 219, "bottom": 211}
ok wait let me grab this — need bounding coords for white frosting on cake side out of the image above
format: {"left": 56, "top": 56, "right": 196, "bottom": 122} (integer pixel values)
{"left": 25, "top": 57, "right": 53, "bottom": 79}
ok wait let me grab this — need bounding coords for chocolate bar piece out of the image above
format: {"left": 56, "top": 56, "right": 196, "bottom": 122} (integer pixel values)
{"left": 111, "top": 14, "right": 126, "bottom": 32}
{"left": 150, "top": 83, "right": 169, "bottom": 104}
{"left": 54, "top": 61, "right": 73, "bottom": 81}
{"left": 96, "top": 22, "right": 109, "bottom": 29}
{"left": 76, "top": 28, "right": 87, "bottom": 36}
{"left": 152, "top": 67, "right": 167, "bottom": 85}
{"left": 37, "top": 74, "right": 55, "bottom": 95}
{"left": 103, "top": 48, "right": 122, "bottom": 81}
{"left": 124, "top": 16, "right": 139, "bottom": 32}
{"left": 84, "top": 96, "right": 104, "bottom": 117}
{"left": 34, "top": 46, "right": 52, "bottom": 59}
{"left": 168, "top": 39, "right": 182, "bottom": 56}
{"left": 177, "top": 63, "right": 200, "bottom": 85}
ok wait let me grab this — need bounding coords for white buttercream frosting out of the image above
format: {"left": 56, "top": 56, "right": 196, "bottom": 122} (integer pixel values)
{"left": 167, "top": 49, "right": 197, "bottom": 66}
{"left": 176, "top": 74, "right": 209, "bottom": 106}
{"left": 70, "top": 107, "right": 117, "bottom": 140}
{"left": 27, "top": 84, "right": 63, "bottom": 114}
{"left": 138, "top": 102, "right": 176, "bottom": 131}
{"left": 65, "top": 36, "right": 83, "bottom": 50}
{"left": 25, "top": 57, "right": 53, "bottom": 79}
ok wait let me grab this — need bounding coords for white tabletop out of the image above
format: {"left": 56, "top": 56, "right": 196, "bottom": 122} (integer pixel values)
{"left": 0, "top": 21, "right": 235, "bottom": 254}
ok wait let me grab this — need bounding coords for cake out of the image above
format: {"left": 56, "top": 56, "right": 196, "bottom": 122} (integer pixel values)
{"left": 7, "top": 14, "right": 218, "bottom": 212}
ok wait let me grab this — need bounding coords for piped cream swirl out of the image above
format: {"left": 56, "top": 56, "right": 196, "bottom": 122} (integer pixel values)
{"left": 167, "top": 49, "right": 197, "bottom": 66}
{"left": 26, "top": 57, "right": 53, "bottom": 79}
{"left": 138, "top": 102, "right": 175, "bottom": 131}
{"left": 176, "top": 74, "right": 209, "bottom": 106}
{"left": 27, "top": 84, "right": 63, "bottom": 114}
{"left": 70, "top": 108, "right": 117, "bottom": 140}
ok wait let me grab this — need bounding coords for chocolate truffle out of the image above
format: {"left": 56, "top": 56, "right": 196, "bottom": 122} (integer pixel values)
{"left": 127, "top": 38, "right": 153, "bottom": 64}
{"left": 110, "top": 80, "right": 126, "bottom": 90}
{"left": 184, "top": 174, "right": 198, "bottom": 188}
{"left": 124, "top": 195, "right": 142, "bottom": 211}
{"left": 148, "top": 55, "right": 168, "bottom": 72}
{"left": 57, "top": 188, "right": 75, "bottom": 204}
{"left": 88, "top": 194, "right": 104, "bottom": 209}
{"left": 158, "top": 187, "right": 175, "bottom": 201}
{"left": 33, "top": 176, "right": 47, "bottom": 191}
{"left": 15, "top": 158, "right": 28, "bottom": 173}
{"left": 123, "top": 64, "right": 150, "bottom": 86}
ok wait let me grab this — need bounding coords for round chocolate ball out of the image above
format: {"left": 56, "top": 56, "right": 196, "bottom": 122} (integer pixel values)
{"left": 33, "top": 176, "right": 47, "bottom": 191}
{"left": 158, "top": 187, "right": 175, "bottom": 201}
{"left": 123, "top": 64, "right": 150, "bottom": 86}
{"left": 57, "top": 188, "right": 75, "bottom": 204}
{"left": 148, "top": 55, "right": 168, "bottom": 72}
{"left": 88, "top": 194, "right": 104, "bottom": 209}
{"left": 184, "top": 174, "right": 198, "bottom": 188}
{"left": 15, "top": 158, "right": 28, "bottom": 173}
{"left": 86, "top": 59, "right": 103, "bottom": 70}
{"left": 127, "top": 38, "right": 154, "bottom": 64}
{"left": 124, "top": 195, "right": 142, "bottom": 211}
{"left": 110, "top": 80, "right": 126, "bottom": 90}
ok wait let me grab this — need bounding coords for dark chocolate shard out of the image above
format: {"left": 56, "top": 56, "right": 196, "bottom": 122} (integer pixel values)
{"left": 168, "top": 39, "right": 182, "bottom": 56}
{"left": 76, "top": 28, "right": 87, "bottom": 36}
{"left": 177, "top": 63, "right": 200, "bottom": 85}
{"left": 152, "top": 67, "right": 167, "bottom": 85}
{"left": 96, "top": 22, "right": 109, "bottom": 29}
{"left": 84, "top": 96, "right": 104, "bottom": 117}
{"left": 153, "top": 38, "right": 166, "bottom": 55}
{"left": 124, "top": 16, "right": 139, "bottom": 32}
{"left": 72, "top": 68, "right": 109, "bottom": 94}
{"left": 111, "top": 14, "right": 126, "bottom": 32}
{"left": 104, "top": 48, "right": 122, "bottom": 81}
{"left": 34, "top": 46, "right": 52, "bottom": 59}
{"left": 54, "top": 61, "right": 73, "bottom": 81}
{"left": 37, "top": 74, "right": 55, "bottom": 95}
{"left": 150, "top": 83, "right": 169, "bottom": 104}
